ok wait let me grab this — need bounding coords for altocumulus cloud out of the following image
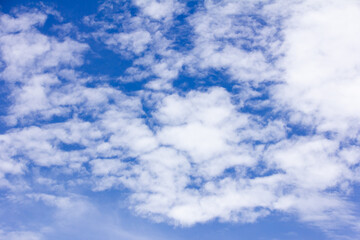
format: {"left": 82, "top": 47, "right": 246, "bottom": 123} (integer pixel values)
{"left": 1, "top": 0, "right": 360, "bottom": 239}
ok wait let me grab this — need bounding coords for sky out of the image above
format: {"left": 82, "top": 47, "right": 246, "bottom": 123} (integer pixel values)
{"left": 1, "top": 0, "right": 360, "bottom": 239}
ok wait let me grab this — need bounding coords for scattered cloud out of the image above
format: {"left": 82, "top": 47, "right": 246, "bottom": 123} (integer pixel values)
{"left": 1, "top": 1, "right": 360, "bottom": 239}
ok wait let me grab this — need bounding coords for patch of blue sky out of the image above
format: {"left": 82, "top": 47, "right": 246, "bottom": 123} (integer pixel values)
{"left": 173, "top": 68, "right": 234, "bottom": 92}
{"left": 0, "top": 85, "right": 11, "bottom": 132}
{"left": 76, "top": 48, "right": 135, "bottom": 85}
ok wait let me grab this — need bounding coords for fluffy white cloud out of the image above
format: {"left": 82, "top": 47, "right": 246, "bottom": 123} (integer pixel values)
{"left": 0, "top": 16, "right": 87, "bottom": 82}
{"left": 0, "top": 10, "right": 88, "bottom": 125}
{"left": 186, "top": 0, "right": 281, "bottom": 83}
{"left": 273, "top": 0, "right": 360, "bottom": 134}
{"left": 132, "top": 0, "right": 184, "bottom": 20}
{"left": 87, "top": 88, "right": 287, "bottom": 225}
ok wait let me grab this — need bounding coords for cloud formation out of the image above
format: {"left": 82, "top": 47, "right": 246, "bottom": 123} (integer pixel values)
{"left": 1, "top": 1, "right": 360, "bottom": 239}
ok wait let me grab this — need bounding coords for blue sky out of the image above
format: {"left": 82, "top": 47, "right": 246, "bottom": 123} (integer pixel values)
{"left": 1, "top": 0, "right": 360, "bottom": 239}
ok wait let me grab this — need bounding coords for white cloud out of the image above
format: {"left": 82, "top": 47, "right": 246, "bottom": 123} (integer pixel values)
{"left": 0, "top": 24, "right": 87, "bottom": 82}
{"left": 273, "top": 0, "right": 360, "bottom": 134}
{"left": 0, "top": 10, "right": 88, "bottom": 125}
{"left": 27, "top": 193, "right": 92, "bottom": 220}
{"left": 90, "top": 159, "right": 125, "bottom": 176}
{"left": 0, "top": 10, "right": 47, "bottom": 33}
{"left": 85, "top": 0, "right": 187, "bottom": 87}
{"left": 132, "top": 0, "right": 184, "bottom": 20}
{"left": 186, "top": 0, "right": 280, "bottom": 83}
{"left": 92, "top": 87, "right": 288, "bottom": 225}
{"left": 105, "top": 30, "right": 151, "bottom": 54}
